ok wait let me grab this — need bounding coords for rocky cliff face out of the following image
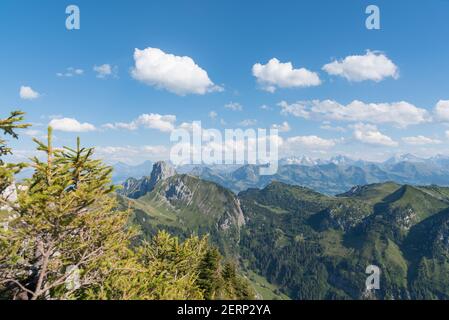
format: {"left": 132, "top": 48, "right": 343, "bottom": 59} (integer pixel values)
{"left": 150, "top": 161, "right": 176, "bottom": 186}
{"left": 119, "top": 161, "right": 176, "bottom": 198}
{"left": 152, "top": 174, "right": 245, "bottom": 230}
{"left": 122, "top": 172, "right": 246, "bottom": 256}
{"left": 1, "top": 181, "right": 19, "bottom": 231}
{"left": 0, "top": 181, "right": 17, "bottom": 212}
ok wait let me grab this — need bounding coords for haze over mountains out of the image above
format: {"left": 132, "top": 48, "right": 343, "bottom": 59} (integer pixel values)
{"left": 113, "top": 154, "right": 449, "bottom": 195}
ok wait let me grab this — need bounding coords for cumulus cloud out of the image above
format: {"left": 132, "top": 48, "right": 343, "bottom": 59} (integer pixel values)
{"left": 104, "top": 113, "right": 176, "bottom": 133}
{"left": 278, "top": 101, "right": 310, "bottom": 118}
{"left": 352, "top": 123, "right": 397, "bottom": 147}
{"left": 322, "top": 51, "right": 399, "bottom": 82}
{"left": 278, "top": 99, "right": 429, "bottom": 128}
{"left": 271, "top": 121, "right": 291, "bottom": 132}
{"left": 136, "top": 114, "right": 176, "bottom": 132}
{"left": 402, "top": 135, "right": 442, "bottom": 145}
{"left": 169, "top": 128, "right": 283, "bottom": 167}
{"left": 285, "top": 135, "right": 336, "bottom": 148}
{"left": 434, "top": 100, "right": 449, "bottom": 122}
{"left": 224, "top": 102, "right": 243, "bottom": 111}
{"left": 56, "top": 67, "right": 84, "bottom": 77}
{"left": 49, "top": 118, "right": 96, "bottom": 132}
{"left": 93, "top": 64, "right": 117, "bottom": 78}
{"left": 20, "top": 86, "right": 40, "bottom": 100}
{"left": 252, "top": 58, "right": 321, "bottom": 92}
{"left": 131, "top": 47, "right": 222, "bottom": 95}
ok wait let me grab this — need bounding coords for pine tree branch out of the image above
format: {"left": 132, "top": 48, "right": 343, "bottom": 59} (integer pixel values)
{"left": 0, "top": 279, "right": 35, "bottom": 297}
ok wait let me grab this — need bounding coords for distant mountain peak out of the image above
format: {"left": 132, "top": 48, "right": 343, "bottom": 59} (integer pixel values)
{"left": 280, "top": 156, "right": 317, "bottom": 166}
{"left": 385, "top": 153, "right": 426, "bottom": 164}
{"left": 150, "top": 161, "right": 176, "bottom": 186}
{"left": 328, "top": 155, "right": 355, "bottom": 165}
{"left": 111, "top": 160, "right": 154, "bottom": 184}
{"left": 119, "top": 161, "right": 176, "bottom": 199}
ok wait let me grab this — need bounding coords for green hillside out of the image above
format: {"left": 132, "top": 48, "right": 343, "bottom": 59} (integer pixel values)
{"left": 120, "top": 174, "right": 245, "bottom": 257}
{"left": 120, "top": 169, "right": 449, "bottom": 300}
{"left": 239, "top": 181, "right": 449, "bottom": 299}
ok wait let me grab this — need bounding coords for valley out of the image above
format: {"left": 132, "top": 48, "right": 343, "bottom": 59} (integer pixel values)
{"left": 118, "top": 161, "right": 449, "bottom": 300}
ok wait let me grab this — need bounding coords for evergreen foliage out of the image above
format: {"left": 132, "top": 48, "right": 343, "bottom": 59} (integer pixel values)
{"left": 0, "top": 114, "right": 253, "bottom": 300}
{"left": 0, "top": 111, "right": 30, "bottom": 194}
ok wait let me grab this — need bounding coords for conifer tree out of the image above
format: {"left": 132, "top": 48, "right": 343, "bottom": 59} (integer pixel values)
{"left": 0, "top": 114, "right": 255, "bottom": 301}
{"left": 0, "top": 111, "right": 29, "bottom": 195}
{"left": 0, "top": 127, "right": 136, "bottom": 300}
{"left": 197, "top": 247, "right": 222, "bottom": 299}
{"left": 93, "top": 231, "right": 210, "bottom": 300}
{"left": 222, "top": 261, "right": 254, "bottom": 300}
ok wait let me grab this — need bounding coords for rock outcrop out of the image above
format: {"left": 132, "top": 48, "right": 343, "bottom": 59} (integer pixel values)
{"left": 0, "top": 182, "right": 17, "bottom": 212}
{"left": 119, "top": 161, "right": 176, "bottom": 199}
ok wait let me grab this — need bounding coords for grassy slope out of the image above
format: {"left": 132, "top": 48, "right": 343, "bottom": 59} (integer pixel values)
{"left": 244, "top": 269, "right": 290, "bottom": 300}
{"left": 121, "top": 177, "right": 449, "bottom": 300}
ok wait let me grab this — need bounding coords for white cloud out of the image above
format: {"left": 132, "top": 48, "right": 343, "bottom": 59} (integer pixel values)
{"left": 322, "top": 51, "right": 399, "bottom": 82}
{"left": 278, "top": 101, "right": 310, "bottom": 118}
{"left": 260, "top": 105, "right": 271, "bottom": 110}
{"left": 131, "top": 47, "right": 222, "bottom": 95}
{"left": 49, "top": 118, "right": 96, "bottom": 132}
{"left": 57, "top": 67, "right": 84, "bottom": 77}
{"left": 177, "top": 121, "right": 202, "bottom": 133}
{"left": 320, "top": 123, "right": 346, "bottom": 132}
{"left": 271, "top": 121, "right": 291, "bottom": 132}
{"left": 279, "top": 99, "right": 429, "bottom": 128}
{"left": 20, "top": 86, "right": 40, "bottom": 100}
{"left": 252, "top": 58, "right": 321, "bottom": 92}
{"left": 209, "top": 111, "right": 218, "bottom": 120}
{"left": 402, "top": 135, "right": 442, "bottom": 145}
{"left": 169, "top": 128, "right": 283, "bottom": 166}
{"left": 239, "top": 119, "right": 257, "bottom": 127}
{"left": 135, "top": 114, "right": 176, "bottom": 132}
{"left": 352, "top": 123, "right": 397, "bottom": 147}
{"left": 22, "top": 129, "right": 48, "bottom": 139}
{"left": 434, "top": 100, "right": 449, "bottom": 122}
{"left": 224, "top": 102, "right": 243, "bottom": 111}
{"left": 105, "top": 113, "right": 176, "bottom": 133}
{"left": 104, "top": 122, "right": 137, "bottom": 130}
{"left": 102, "top": 123, "right": 116, "bottom": 130}
{"left": 93, "top": 64, "right": 117, "bottom": 78}
{"left": 285, "top": 135, "right": 336, "bottom": 148}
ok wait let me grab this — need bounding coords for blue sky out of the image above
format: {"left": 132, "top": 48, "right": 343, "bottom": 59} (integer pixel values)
{"left": 1, "top": 0, "right": 449, "bottom": 164}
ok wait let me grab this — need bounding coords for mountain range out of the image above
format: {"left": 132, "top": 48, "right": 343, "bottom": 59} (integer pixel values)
{"left": 118, "top": 161, "right": 449, "bottom": 299}
{"left": 113, "top": 154, "right": 449, "bottom": 195}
